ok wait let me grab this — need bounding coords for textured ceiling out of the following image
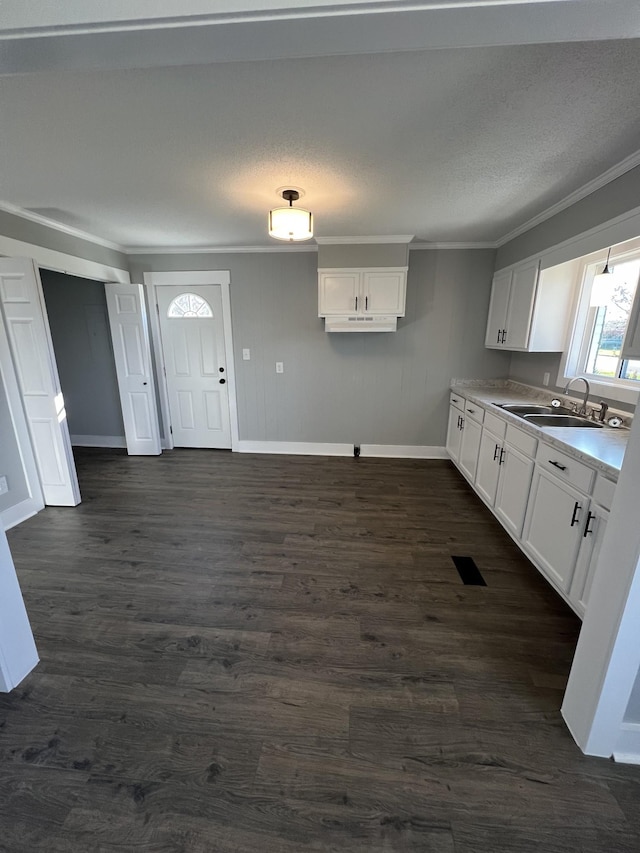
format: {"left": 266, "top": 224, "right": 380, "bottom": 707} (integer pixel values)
{"left": 1, "top": 39, "right": 640, "bottom": 248}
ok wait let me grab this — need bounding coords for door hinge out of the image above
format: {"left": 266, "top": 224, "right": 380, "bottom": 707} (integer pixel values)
{"left": 170, "top": 425, "right": 173, "bottom": 434}
{"left": 155, "top": 302, "right": 160, "bottom": 314}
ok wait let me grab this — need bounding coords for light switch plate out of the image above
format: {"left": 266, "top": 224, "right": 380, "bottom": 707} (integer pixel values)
{"left": 242, "top": 348, "right": 250, "bottom": 360}
{"left": 276, "top": 362, "right": 284, "bottom": 374}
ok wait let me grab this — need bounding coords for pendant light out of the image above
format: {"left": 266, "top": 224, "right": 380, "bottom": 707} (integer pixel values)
{"left": 268, "top": 189, "right": 313, "bottom": 242}
{"left": 590, "top": 247, "right": 614, "bottom": 307}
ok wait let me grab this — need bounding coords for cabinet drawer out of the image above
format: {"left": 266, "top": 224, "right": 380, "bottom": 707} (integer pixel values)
{"left": 484, "top": 410, "right": 506, "bottom": 438}
{"left": 592, "top": 474, "right": 616, "bottom": 511}
{"left": 505, "top": 424, "right": 537, "bottom": 457}
{"left": 536, "top": 442, "right": 595, "bottom": 494}
{"left": 464, "top": 400, "right": 484, "bottom": 424}
{"left": 450, "top": 393, "right": 465, "bottom": 411}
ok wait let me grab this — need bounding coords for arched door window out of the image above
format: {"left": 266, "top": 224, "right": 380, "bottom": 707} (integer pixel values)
{"left": 167, "top": 293, "right": 213, "bottom": 318}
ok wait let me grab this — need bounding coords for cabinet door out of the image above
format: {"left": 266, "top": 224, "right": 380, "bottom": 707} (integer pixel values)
{"left": 521, "top": 468, "right": 586, "bottom": 593}
{"left": 504, "top": 259, "right": 540, "bottom": 349}
{"left": 570, "top": 505, "right": 609, "bottom": 618}
{"left": 475, "top": 429, "right": 502, "bottom": 506}
{"left": 446, "top": 404, "right": 463, "bottom": 463}
{"left": 494, "top": 443, "right": 534, "bottom": 539}
{"left": 485, "top": 269, "right": 511, "bottom": 348}
{"left": 318, "top": 272, "right": 361, "bottom": 315}
{"left": 458, "top": 416, "right": 482, "bottom": 482}
{"left": 362, "top": 271, "right": 406, "bottom": 316}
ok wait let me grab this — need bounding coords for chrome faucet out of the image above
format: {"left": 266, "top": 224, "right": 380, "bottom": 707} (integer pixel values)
{"left": 563, "top": 376, "right": 590, "bottom": 416}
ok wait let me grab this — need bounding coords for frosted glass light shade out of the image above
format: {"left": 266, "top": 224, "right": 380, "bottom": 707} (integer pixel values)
{"left": 268, "top": 206, "right": 313, "bottom": 242}
{"left": 590, "top": 272, "right": 614, "bottom": 306}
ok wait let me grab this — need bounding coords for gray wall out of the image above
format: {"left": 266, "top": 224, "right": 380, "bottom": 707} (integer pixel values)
{"left": 318, "top": 243, "right": 408, "bottom": 268}
{"left": 129, "top": 248, "right": 510, "bottom": 446}
{"left": 496, "top": 165, "right": 640, "bottom": 270}
{"left": 0, "top": 209, "right": 128, "bottom": 270}
{"left": 41, "top": 270, "right": 124, "bottom": 439}
{"left": 0, "top": 371, "right": 29, "bottom": 513}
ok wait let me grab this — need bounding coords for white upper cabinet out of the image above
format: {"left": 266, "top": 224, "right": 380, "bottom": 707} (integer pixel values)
{"left": 485, "top": 258, "right": 574, "bottom": 352}
{"left": 318, "top": 268, "right": 407, "bottom": 318}
{"left": 318, "top": 271, "right": 361, "bottom": 315}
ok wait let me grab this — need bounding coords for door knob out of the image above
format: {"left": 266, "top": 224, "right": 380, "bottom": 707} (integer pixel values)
{"left": 219, "top": 367, "right": 225, "bottom": 373}
{"left": 219, "top": 378, "right": 226, "bottom": 384}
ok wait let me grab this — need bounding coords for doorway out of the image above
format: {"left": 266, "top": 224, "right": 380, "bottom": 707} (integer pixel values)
{"left": 145, "top": 271, "right": 238, "bottom": 451}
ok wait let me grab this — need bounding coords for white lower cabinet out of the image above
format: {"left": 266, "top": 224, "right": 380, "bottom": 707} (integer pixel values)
{"left": 459, "top": 416, "right": 482, "bottom": 481}
{"left": 569, "top": 503, "right": 609, "bottom": 618}
{"left": 446, "top": 402, "right": 464, "bottom": 462}
{"left": 521, "top": 468, "right": 587, "bottom": 593}
{"left": 475, "top": 429, "right": 502, "bottom": 504}
{"left": 494, "top": 442, "right": 535, "bottom": 539}
{"left": 446, "top": 394, "right": 617, "bottom": 619}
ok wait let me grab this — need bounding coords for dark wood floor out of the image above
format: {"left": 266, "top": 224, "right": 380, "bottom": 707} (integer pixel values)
{"left": 2, "top": 449, "right": 640, "bottom": 852}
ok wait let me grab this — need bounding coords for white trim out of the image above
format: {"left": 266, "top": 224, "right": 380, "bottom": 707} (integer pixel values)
{"left": 1, "top": 500, "right": 39, "bottom": 531}
{"left": 360, "top": 444, "right": 448, "bottom": 458}
{"left": 613, "top": 723, "right": 640, "bottom": 765}
{"left": 315, "top": 235, "right": 414, "bottom": 245}
{"left": 70, "top": 434, "right": 126, "bottom": 448}
{"left": 0, "top": 234, "right": 129, "bottom": 284}
{"left": 143, "top": 270, "right": 240, "bottom": 452}
{"left": 127, "top": 244, "right": 318, "bottom": 255}
{"left": 237, "top": 440, "right": 353, "bottom": 456}
{"left": 496, "top": 149, "right": 640, "bottom": 248}
{"left": 409, "top": 241, "right": 496, "bottom": 250}
{"left": 0, "top": 199, "right": 126, "bottom": 253}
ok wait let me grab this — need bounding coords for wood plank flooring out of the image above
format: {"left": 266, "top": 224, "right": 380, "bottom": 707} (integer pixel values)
{"left": 2, "top": 449, "right": 640, "bottom": 852}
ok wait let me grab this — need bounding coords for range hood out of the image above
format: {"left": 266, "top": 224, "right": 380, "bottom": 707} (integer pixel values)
{"left": 324, "top": 314, "right": 398, "bottom": 333}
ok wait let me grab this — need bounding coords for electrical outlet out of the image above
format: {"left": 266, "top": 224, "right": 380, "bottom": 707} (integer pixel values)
{"left": 0, "top": 476, "right": 8, "bottom": 496}
{"left": 242, "top": 348, "right": 250, "bottom": 361}
{"left": 543, "top": 372, "right": 550, "bottom": 386}
{"left": 275, "top": 362, "right": 284, "bottom": 374}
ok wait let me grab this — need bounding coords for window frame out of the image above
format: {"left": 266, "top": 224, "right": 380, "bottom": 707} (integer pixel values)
{"left": 557, "top": 236, "right": 640, "bottom": 406}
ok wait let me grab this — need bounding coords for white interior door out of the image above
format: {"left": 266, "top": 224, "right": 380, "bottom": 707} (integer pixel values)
{"left": 0, "top": 525, "right": 38, "bottom": 691}
{"left": 0, "top": 315, "right": 45, "bottom": 528}
{"left": 105, "top": 283, "right": 162, "bottom": 455}
{"left": 157, "top": 285, "right": 231, "bottom": 449}
{"left": 0, "top": 258, "right": 80, "bottom": 507}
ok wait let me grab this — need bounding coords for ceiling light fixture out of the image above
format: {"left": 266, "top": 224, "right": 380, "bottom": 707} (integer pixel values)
{"left": 590, "top": 247, "right": 615, "bottom": 307}
{"left": 268, "top": 189, "right": 313, "bottom": 242}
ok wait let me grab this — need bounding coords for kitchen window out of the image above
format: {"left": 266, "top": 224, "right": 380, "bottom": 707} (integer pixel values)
{"left": 559, "top": 236, "right": 640, "bottom": 405}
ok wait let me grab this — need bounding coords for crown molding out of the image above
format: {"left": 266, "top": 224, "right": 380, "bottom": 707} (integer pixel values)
{"left": 315, "top": 235, "right": 414, "bottom": 245}
{"left": 409, "top": 241, "right": 496, "bottom": 250}
{"left": 126, "top": 244, "right": 319, "bottom": 255}
{"left": 0, "top": 199, "right": 126, "bottom": 253}
{"left": 495, "top": 148, "right": 640, "bottom": 248}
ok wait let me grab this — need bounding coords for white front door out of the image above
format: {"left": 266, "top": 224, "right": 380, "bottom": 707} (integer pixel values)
{"left": 157, "top": 285, "right": 232, "bottom": 449}
{"left": 0, "top": 258, "right": 80, "bottom": 507}
{"left": 105, "top": 283, "right": 162, "bottom": 456}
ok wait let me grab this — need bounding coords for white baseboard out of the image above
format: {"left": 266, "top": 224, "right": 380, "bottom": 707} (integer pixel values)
{"left": 1, "top": 498, "right": 42, "bottom": 531}
{"left": 360, "top": 444, "right": 448, "bottom": 459}
{"left": 71, "top": 434, "right": 126, "bottom": 448}
{"left": 613, "top": 723, "right": 640, "bottom": 765}
{"left": 237, "top": 441, "right": 354, "bottom": 457}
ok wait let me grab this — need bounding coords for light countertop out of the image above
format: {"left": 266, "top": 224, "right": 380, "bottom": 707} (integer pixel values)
{"left": 451, "top": 380, "right": 629, "bottom": 479}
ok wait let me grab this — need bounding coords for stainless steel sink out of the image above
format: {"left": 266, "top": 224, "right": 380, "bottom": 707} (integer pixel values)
{"left": 500, "top": 404, "right": 574, "bottom": 416}
{"left": 522, "top": 414, "right": 602, "bottom": 429}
